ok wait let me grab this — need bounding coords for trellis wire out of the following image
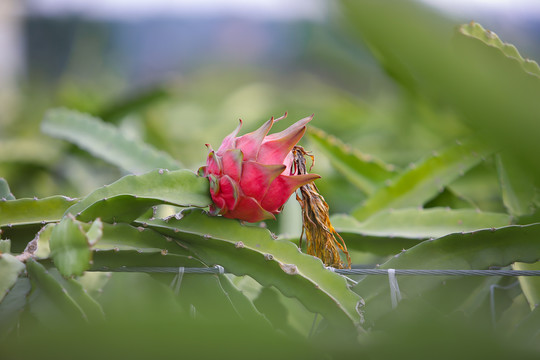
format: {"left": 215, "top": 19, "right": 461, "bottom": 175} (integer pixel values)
{"left": 90, "top": 266, "right": 540, "bottom": 276}
{"left": 90, "top": 265, "right": 538, "bottom": 329}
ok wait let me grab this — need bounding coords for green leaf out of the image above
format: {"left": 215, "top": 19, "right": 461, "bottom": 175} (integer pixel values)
{"left": 496, "top": 153, "right": 536, "bottom": 217}
{"left": 78, "top": 272, "right": 111, "bottom": 299}
{"left": 93, "top": 222, "right": 191, "bottom": 255}
{"left": 0, "top": 240, "right": 10, "bottom": 254}
{"left": 97, "top": 86, "right": 170, "bottom": 122}
{"left": 143, "top": 209, "right": 364, "bottom": 331}
{"left": 308, "top": 127, "right": 396, "bottom": 194}
{"left": 92, "top": 251, "right": 198, "bottom": 270}
{"left": 0, "top": 253, "right": 25, "bottom": 302}
{"left": 66, "top": 169, "right": 211, "bottom": 223}
{"left": 153, "top": 271, "right": 262, "bottom": 324}
{"left": 48, "top": 269, "right": 105, "bottom": 321}
{"left": 351, "top": 141, "right": 488, "bottom": 221}
{"left": 26, "top": 259, "right": 88, "bottom": 324}
{"left": 424, "top": 187, "right": 476, "bottom": 209}
{"left": 0, "top": 139, "right": 61, "bottom": 166}
{"left": 513, "top": 261, "right": 540, "bottom": 310}
{"left": 511, "top": 305, "right": 540, "bottom": 345}
{"left": 34, "top": 224, "right": 56, "bottom": 259}
{"left": 0, "top": 278, "right": 31, "bottom": 339}
{"left": 353, "top": 223, "right": 540, "bottom": 322}
{"left": 95, "top": 272, "right": 185, "bottom": 321}
{"left": 218, "top": 275, "right": 272, "bottom": 327}
{"left": 0, "top": 178, "right": 15, "bottom": 200}
{"left": 49, "top": 214, "right": 92, "bottom": 277}
{"left": 89, "top": 222, "right": 197, "bottom": 269}
{"left": 459, "top": 21, "right": 540, "bottom": 77}
{"left": 86, "top": 218, "right": 103, "bottom": 246}
{"left": 339, "top": 1, "right": 540, "bottom": 183}
{"left": 253, "top": 285, "right": 305, "bottom": 336}
{"left": 334, "top": 208, "right": 511, "bottom": 239}
{"left": 42, "top": 108, "right": 182, "bottom": 174}
{"left": 0, "top": 196, "right": 78, "bottom": 228}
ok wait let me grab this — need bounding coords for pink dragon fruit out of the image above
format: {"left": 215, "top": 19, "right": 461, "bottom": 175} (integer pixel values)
{"left": 199, "top": 114, "right": 320, "bottom": 223}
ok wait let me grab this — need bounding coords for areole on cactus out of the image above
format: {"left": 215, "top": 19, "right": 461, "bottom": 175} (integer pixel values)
{"left": 198, "top": 114, "right": 320, "bottom": 223}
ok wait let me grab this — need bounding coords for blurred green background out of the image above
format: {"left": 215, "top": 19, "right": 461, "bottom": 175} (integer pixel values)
{"left": 2, "top": 1, "right": 540, "bottom": 357}
{"left": 2, "top": 0, "right": 539, "bottom": 208}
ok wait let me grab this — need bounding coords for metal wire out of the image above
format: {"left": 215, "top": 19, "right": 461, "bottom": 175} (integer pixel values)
{"left": 90, "top": 266, "right": 540, "bottom": 276}
{"left": 91, "top": 266, "right": 223, "bottom": 274}
{"left": 336, "top": 269, "right": 540, "bottom": 276}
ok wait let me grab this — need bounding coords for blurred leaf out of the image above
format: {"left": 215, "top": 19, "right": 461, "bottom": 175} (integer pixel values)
{"left": 96, "top": 272, "right": 184, "bottom": 321}
{"left": 0, "top": 196, "right": 78, "bottom": 228}
{"left": 0, "top": 139, "right": 61, "bottom": 166}
{"left": 77, "top": 272, "right": 111, "bottom": 299}
{"left": 66, "top": 169, "right": 210, "bottom": 222}
{"left": 424, "top": 187, "right": 475, "bottom": 209}
{"left": 98, "top": 87, "right": 169, "bottom": 122}
{"left": 144, "top": 209, "right": 364, "bottom": 330}
{"left": 496, "top": 153, "right": 536, "bottom": 217}
{"left": 0, "top": 253, "right": 25, "bottom": 302}
{"left": 34, "top": 224, "right": 56, "bottom": 259}
{"left": 513, "top": 261, "right": 540, "bottom": 310}
{"left": 86, "top": 218, "right": 103, "bottom": 246}
{"left": 352, "top": 141, "right": 488, "bottom": 220}
{"left": 459, "top": 21, "right": 540, "bottom": 77}
{"left": 0, "top": 278, "right": 31, "bottom": 340}
{"left": 353, "top": 223, "right": 540, "bottom": 322}
{"left": 339, "top": 0, "right": 540, "bottom": 183}
{"left": 42, "top": 108, "right": 182, "bottom": 174}
{"left": 498, "top": 293, "right": 532, "bottom": 332}
{"left": 48, "top": 269, "right": 105, "bottom": 322}
{"left": 253, "top": 285, "right": 302, "bottom": 335}
{"left": 49, "top": 214, "right": 92, "bottom": 277}
{"left": 0, "top": 179, "right": 15, "bottom": 200}
{"left": 26, "top": 259, "right": 87, "bottom": 324}
{"left": 334, "top": 208, "right": 511, "bottom": 239}
{"left": 216, "top": 274, "right": 271, "bottom": 326}
{"left": 455, "top": 276, "right": 503, "bottom": 317}
{"left": 308, "top": 127, "right": 397, "bottom": 194}
{"left": 511, "top": 305, "right": 540, "bottom": 346}
{"left": 153, "top": 271, "right": 263, "bottom": 325}
{"left": 0, "top": 240, "right": 10, "bottom": 254}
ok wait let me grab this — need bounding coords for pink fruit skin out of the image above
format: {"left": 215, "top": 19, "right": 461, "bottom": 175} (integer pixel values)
{"left": 199, "top": 114, "right": 320, "bottom": 223}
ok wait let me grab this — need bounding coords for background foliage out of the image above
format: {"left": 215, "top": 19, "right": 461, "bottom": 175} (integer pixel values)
{"left": 1, "top": 0, "right": 540, "bottom": 358}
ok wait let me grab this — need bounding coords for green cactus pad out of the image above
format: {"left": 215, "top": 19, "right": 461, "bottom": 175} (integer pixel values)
{"left": 459, "top": 21, "right": 540, "bottom": 78}
{"left": 42, "top": 108, "right": 183, "bottom": 174}
{"left": 0, "top": 179, "right": 15, "bottom": 201}
{"left": 0, "top": 254, "right": 25, "bottom": 302}
{"left": 142, "top": 209, "right": 364, "bottom": 331}
{"left": 65, "top": 169, "right": 211, "bottom": 223}
{"left": 353, "top": 223, "right": 540, "bottom": 322}
{"left": 352, "top": 141, "right": 488, "bottom": 221}
{"left": 308, "top": 127, "right": 397, "bottom": 195}
{"left": 0, "top": 196, "right": 78, "bottom": 228}
{"left": 49, "top": 215, "right": 93, "bottom": 277}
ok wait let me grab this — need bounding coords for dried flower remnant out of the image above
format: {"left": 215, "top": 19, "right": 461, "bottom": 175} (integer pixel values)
{"left": 292, "top": 146, "right": 351, "bottom": 269}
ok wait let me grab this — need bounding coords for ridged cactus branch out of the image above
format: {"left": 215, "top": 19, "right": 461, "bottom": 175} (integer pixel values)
{"left": 42, "top": 108, "right": 183, "bottom": 174}
{"left": 141, "top": 209, "right": 364, "bottom": 331}
{"left": 353, "top": 223, "right": 540, "bottom": 322}
{"left": 65, "top": 169, "right": 211, "bottom": 222}
{"left": 352, "top": 141, "right": 488, "bottom": 221}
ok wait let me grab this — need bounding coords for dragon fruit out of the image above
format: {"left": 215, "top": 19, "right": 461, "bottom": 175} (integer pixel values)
{"left": 199, "top": 114, "right": 320, "bottom": 223}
